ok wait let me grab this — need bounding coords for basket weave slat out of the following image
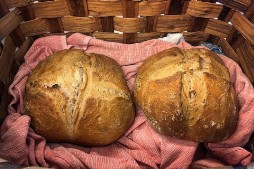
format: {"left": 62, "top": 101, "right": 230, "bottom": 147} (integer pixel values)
{"left": 32, "top": 1, "right": 70, "bottom": 18}
{"left": 14, "top": 37, "right": 34, "bottom": 67}
{"left": 217, "top": 38, "right": 240, "bottom": 64}
{"left": 231, "top": 11, "right": 254, "bottom": 45}
{"left": 183, "top": 31, "right": 210, "bottom": 44}
{"left": 204, "top": 18, "right": 233, "bottom": 38}
{"left": 6, "top": 0, "right": 34, "bottom": 8}
{"left": 0, "top": 37, "right": 16, "bottom": 83}
{"left": 114, "top": 17, "right": 146, "bottom": 33}
{"left": 88, "top": 1, "right": 122, "bottom": 17}
{"left": 236, "top": 41, "right": 254, "bottom": 82}
{"left": 0, "top": 8, "right": 23, "bottom": 43}
{"left": 61, "top": 16, "right": 99, "bottom": 33}
{"left": 156, "top": 14, "right": 193, "bottom": 32}
{"left": 185, "top": 1, "right": 223, "bottom": 18}
{"left": 122, "top": 0, "right": 138, "bottom": 43}
{"left": 20, "top": 18, "right": 49, "bottom": 37}
{"left": 139, "top": 1, "right": 167, "bottom": 16}
{"left": 220, "top": 0, "right": 252, "bottom": 12}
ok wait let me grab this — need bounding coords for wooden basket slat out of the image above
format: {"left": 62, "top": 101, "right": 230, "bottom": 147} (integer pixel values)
{"left": 0, "top": 37, "right": 16, "bottom": 84}
{"left": 32, "top": 1, "right": 70, "bottom": 18}
{"left": 14, "top": 37, "right": 34, "bottom": 66}
{"left": 239, "top": 40, "right": 254, "bottom": 68}
{"left": 20, "top": 18, "right": 49, "bottom": 37}
{"left": 6, "top": 0, "right": 34, "bottom": 8}
{"left": 47, "top": 18, "right": 64, "bottom": 33}
{"left": 169, "top": 0, "right": 186, "bottom": 15}
{"left": 93, "top": 32, "right": 123, "bottom": 43}
{"left": 145, "top": 16, "right": 158, "bottom": 32}
{"left": 139, "top": 1, "right": 167, "bottom": 16}
{"left": 19, "top": 5, "right": 36, "bottom": 21}
{"left": 156, "top": 15, "right": 193, "bottom": 32}
{"left": 82, "top": 0, "right": 89, "bottom": 17}
{"left": 87, "top": 1, "right": 122, "bottom": 17}
{"left": 0, "top": 8, "right": 23, "bottom": 41}
{"left": 136, "top": 32, "right": 161, "bottom": 42}
{"left": 204, "top": 18, "right": 233, "bottom": 38}
{"left": 183, "top": 31, "right": 210, "bottom": 44}
{"left": 122, "top": 0, "right": 139, "bottom": 44}
{"left": 236, "top": 42, "right": 254, "bottom": 83}
{"left": 231, "top": 11, "right": 254, "bottom": 46}
{"left": 61, "top": 16, "right": 99, "bottom": 33}
{"left": 66, "top": 0, "right": 86, "bottom": 17}
{"left": 114, "top": 17, "right": 146, "bottom": 33}
{"left": 217, "top": 38, "right": 240, "bottom": 64}
{"left": 185, "top": 1, "right": 223, "bottom": 18}
{"left": 220, "top": 0, "right": 252, "bottom": 12}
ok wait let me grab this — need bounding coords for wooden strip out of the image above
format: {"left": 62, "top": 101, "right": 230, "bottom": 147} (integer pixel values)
{"left": 0, "top": 1, "right": 25, "bottom": 47}
{"left": 0, "top": 8, "right": 23, "bottom": 41}
{"left": 220, "top": 0, "right": 251, "bottom": 12}
{"left": 218, "top": 5, "right": 231, "bottom": 21}
{"left": 244, "top": 2, "right": 254, "bottom": 19}
{"left": 169, "top": 0, "right": 186, "bottom": 15}
{"left": 46, "top": 18, "right": 64, "bottom": 33}
{"left": 186, "top": 1, "right": 223, "bottom": 18}
{"left": 6, "top": 0, "right": 35, "bottom": 8}
{"left": 236, "top": 43, "right": 254, "bottom": 83}
{"left": 18, "top": 5, "right": 36, "bottom": 21}
{"left": 139, "top": 1, "right": 167, "bottom": 16}
{"left": 0, "top": 79, "right": 10, "bottom": 124}
{"left": 0, "top": 37, "right": 16, "bottom": 83}
{"left": 146, "top": 16, "right": 158, "bottom": 32}
{"left": 92, "top": 32, "right": 123, "bottom": 43}
{"left": 20, "top": 18, "right": 49, "bottom": 37}
{"left": 114, "top": 17, "right": 146, "bottom": 33}
{"left": 217, "top": 38, "right": 240, "bottom": 64}
{"left": 62, "top": 16, "right": 98, "bottom": 33}
{"left": 183, "top": 31, "right": 210, "bottom": 44}
{"left": 14, "top": 37, "right": 34, "bottom": 66}
{"left": 137, "top": 32, "right": 161, "bottom": 43}
{"left": 99, "top": 17, "right": 114, "bottom": 32}
{"left": 83, "top": 0, "right": 89, "bottom": 16}
{"left": 87, "top": 1, "right": 122, "bottom": 17}
{"left": 32, "top": 0, "right": 70, "bottom": 18}
{"left": 122, "top": 0, "right": 138, "bottom": 44}
{"left": 239, "top": 40, "right": 254, "bottom": 68}
{"left": 156, "top": 15, "right": 193, "bottom": 32}
{"left": 204, "top": 19, "right": 233, "bottom": 38}
{"left": 66, "top": 0, "right": 86, "bottom": 16}
{"left": 231, "top": 11, "right": 254, "bottom": 45}
{"left": 164, "top": 0, "right": 172, "bottom": 15}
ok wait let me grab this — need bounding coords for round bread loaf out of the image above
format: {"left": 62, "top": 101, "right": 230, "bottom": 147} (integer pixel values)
{"left": 24, "top": 49, "right": 134, "bottom": 146}
{"left": 134, "top": 47, "right": 238, "bottom": 142}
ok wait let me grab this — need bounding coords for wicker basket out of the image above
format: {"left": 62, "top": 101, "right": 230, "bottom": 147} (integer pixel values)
{"left": 0, "top": 0, "right": 253, "bottom": 168}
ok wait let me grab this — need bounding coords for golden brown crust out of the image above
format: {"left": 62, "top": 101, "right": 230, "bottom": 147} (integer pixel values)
{"left": 24, "top": 49, "right": 135, "bottom": 146}
{"left": 134, "top": 47, "right": 238, "bottom": 142}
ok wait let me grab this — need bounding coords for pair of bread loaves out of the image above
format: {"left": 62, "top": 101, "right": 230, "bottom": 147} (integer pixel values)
{"left": 24, "top": 48, "right": 237, "bottom": 146}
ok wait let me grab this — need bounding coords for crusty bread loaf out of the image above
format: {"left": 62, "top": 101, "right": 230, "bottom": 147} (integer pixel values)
{"left": 24, "top": 49, "right": 134, "bottom": 146}
{"left": 134, "top": 47, "right": 237, "bottom": 142}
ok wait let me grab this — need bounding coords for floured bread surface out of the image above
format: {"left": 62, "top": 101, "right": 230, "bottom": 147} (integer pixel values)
{"left": 134, "top": 47, "right": 237, "bottom": 142}
{"left": 24, "top": 49, "right": 134, "bottom": 146}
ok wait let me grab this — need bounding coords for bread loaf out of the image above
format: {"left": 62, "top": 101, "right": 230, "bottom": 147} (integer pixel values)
{"left": 134, "top": 47, "right": 237, "bottom": 142}
{"left": 24, "top": 49, "right": 134, "bottom": 146}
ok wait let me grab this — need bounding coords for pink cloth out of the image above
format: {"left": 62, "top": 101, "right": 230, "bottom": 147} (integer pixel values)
{"left": 0, "top": 33, "right": 253, "bottom": 169}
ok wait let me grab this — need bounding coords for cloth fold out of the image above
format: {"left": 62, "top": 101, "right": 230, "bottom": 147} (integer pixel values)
{"left": 0, "top": 33, "right": 253, "bottom": 169}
